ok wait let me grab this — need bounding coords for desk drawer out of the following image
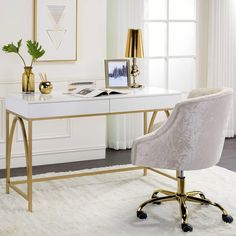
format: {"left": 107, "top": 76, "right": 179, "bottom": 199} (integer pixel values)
{"left": 26, "top": 99, "right": 110, "bottom": 118}
{"left": 110, "top": 95, "right": 181, "bottom": 113}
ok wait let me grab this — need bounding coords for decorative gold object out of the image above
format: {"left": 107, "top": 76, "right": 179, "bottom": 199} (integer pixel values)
{"left": 22, "top": 67, "right": 35, "bottom": 93}
{"left": 125, "top": 29, "right": 144, "bottom": 88}
{"left": 39, "top": 81, "right": 53, "bottom": 94}
{"left": 38, "top": 72, "right": 53, "bottom": 94}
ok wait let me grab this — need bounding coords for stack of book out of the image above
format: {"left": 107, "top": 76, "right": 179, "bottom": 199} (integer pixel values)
{"left": 67, "top": 81, "right": 94, "bottom": 93}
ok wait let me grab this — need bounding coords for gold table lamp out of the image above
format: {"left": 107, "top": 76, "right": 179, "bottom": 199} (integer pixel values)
{"left": 125, "top": 29, "right": 144, "bottom": 88}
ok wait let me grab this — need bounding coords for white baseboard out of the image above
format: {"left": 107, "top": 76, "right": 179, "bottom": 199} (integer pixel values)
{"left": 0, "top": 146, "right": 106, "bottom": 169}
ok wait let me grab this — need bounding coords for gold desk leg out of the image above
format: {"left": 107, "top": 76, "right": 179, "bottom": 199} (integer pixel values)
{"left": 147, "top": 109, "right": 171, "bottom": 133}
{"left": 6, "top": 111, "right": 10, "bottom": 193}
{"left": 143, "top": 112, "right": 148, "bottom": 135}
{"left": 6, "top": 113, "right": 32, "bottom": 210}
{"left": 143, "top": 112, "right": 148, "bottom": 176}
{"left": 6, "top": 115, "right": 18, "bottom": 193}
{"left": 27, "top": 120, "right": 33, "bottom": 212}
{"left": 164, "top": 110, "right": 170, "bottom": 118}
{"left": 143, "top": 167, "right": 148, "bottom": 176}
{"left": 148, "top": 111, "right": 158, "bottom": 133}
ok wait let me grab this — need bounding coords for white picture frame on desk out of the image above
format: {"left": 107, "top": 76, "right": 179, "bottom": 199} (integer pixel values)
{"left": 34, "top": 0, "right": 77, "bottom": 62}
{"left": 104, "top": 59, "right": 131, "bottom": 88}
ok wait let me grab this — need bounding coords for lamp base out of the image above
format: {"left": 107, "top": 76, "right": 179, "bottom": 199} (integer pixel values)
{"left": 131, "top": 83, "right": 143, "bottom": 88}
{"left": 129, "top": 58, "right": 143, "bottom": 88}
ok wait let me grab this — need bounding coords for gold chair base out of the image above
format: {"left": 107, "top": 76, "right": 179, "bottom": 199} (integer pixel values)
{"left": 137, "top": 173, "right": 233, "bottom": 232}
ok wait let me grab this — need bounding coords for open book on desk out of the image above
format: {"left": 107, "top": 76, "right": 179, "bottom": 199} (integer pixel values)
{"left": 72, "top": 88, "right": 128, "bottom": 98}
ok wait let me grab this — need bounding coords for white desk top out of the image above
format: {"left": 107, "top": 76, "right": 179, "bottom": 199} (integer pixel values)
{"left": 6, "top": 87, "right": 182, "bottom": 119}
{"left": 7, "top": 87, "right": 181, "bottom": 104}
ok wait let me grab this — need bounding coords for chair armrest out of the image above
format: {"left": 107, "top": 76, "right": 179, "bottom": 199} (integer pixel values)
{"left": 131, "top": 104, "right": 180, "bottom": 165}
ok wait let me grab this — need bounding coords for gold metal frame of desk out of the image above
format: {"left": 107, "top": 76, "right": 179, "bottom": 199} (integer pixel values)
{"left": 6, "top": 108, "right": 176, "bottom": 212}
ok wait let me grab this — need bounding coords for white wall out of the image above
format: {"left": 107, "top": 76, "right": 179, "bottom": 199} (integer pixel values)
{"left": 196, "top": 0, "right": 209, "bottom": 88}
{"left": 0, "top": 0, "right": 107, "bottom": 168}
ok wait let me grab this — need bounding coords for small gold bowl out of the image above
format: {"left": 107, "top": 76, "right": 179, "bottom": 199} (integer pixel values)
{"left": 39, "top": 81, "right": 53, "bottom": 94}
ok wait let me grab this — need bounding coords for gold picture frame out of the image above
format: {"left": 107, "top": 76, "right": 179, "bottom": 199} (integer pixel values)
{"left": 104, "top": 59, "right": 131, "bottom": 88}
{"left": 34, "top": 0, "right": 78, "bottom": 62}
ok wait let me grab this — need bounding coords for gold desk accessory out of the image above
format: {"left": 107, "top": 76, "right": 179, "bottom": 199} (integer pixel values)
{"left": 125, "top": 29, "right": 144, "bottom": 88}
{"left": 39, "top": 72, "right": 53, "bottom": 94}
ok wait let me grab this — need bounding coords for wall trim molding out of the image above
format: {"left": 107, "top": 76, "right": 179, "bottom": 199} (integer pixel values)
{"left": 0, "top": 145, "right": 106, "bottom": 159}
{"left": 0, "top": 77, "right": 104, "bottom": 85}
{"left": 0, "top": 145, "right": 106, "bottom": 169}
{"left": 0, "top": 101, "right": 4, "bottom": 143}
{"left": 16, "top": 119, "right": 72, "bottom": 142}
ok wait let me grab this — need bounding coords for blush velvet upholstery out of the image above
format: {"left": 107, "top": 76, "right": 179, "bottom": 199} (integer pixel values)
{"left": 131, "top": 88, "right": 233, "bottom": 171}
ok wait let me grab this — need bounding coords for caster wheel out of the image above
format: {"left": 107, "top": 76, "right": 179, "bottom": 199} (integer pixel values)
{"left": 181, "top": 223, "right": 193, "bottom": 232}
{"left": 137, "top": 211, "right": 147, "bottom": 220}
{"left": 222, "top": 214, "right": 233, "bottom": 223}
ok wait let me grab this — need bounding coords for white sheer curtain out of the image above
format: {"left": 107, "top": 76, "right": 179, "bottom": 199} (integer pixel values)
{"left": 107, "top": 0, "right": 145, "bottom": 149}
{"left": 207, "top": 0, "right": 236, "bottom": 137}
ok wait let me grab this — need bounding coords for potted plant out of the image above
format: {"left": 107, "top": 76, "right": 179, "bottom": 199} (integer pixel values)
{"left": 2, "top": 39, "right": 45, "bottom": 93}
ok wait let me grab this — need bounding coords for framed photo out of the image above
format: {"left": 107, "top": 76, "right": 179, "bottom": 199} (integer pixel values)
{"left": 104, "top": 59, "right": 131, "bottom": 88}
{"left": 34, "top": 0, "right": 77, "bottom": 62}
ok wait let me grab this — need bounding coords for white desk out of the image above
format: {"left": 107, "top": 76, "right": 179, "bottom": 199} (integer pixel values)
{"left": 5, "top": 87, "right": 182, "bottom": 211}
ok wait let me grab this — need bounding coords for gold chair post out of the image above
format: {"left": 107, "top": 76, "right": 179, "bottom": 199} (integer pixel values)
{"left": 177, "top": 171, "right": 185, "bottom": 195}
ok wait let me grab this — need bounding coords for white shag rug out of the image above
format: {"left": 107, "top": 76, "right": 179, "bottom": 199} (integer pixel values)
{"left": 0, "top": 165, "right": 236, "bottom": 236}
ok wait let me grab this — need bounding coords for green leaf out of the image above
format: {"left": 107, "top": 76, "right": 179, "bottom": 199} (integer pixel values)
{"left": 27, "top": 40, "right": 45, "bottom": 60}
{"left": 17, "top": 39, "right": 22, "bottom": 53}
{"left": 2, "top": 42, "right": 18, "bottom": 53}
{"left": 2, "top": 39, "right": 23, "bottom": 53}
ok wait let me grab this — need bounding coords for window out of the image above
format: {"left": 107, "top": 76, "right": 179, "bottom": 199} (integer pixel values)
{"left": 144, "top": 0, "right": 196, "bottom": 92}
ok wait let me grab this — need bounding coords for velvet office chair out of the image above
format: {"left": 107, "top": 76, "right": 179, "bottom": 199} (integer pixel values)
{"left": 131, "top": 88, "right": 233, "bottom": 232}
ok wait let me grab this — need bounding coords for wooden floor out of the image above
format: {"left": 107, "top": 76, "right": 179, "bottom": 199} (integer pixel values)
{"left": 0, "top": 138, "right": 235, "bottom": 178}
{"left": 218, "top": 138, "right": 236, "bottom": 171}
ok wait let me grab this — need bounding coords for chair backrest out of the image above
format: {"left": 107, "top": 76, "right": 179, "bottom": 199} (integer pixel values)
{"left": 177, "top": 88, "right": 233, "bottom": 170}
{"left": 132, "top": 88, "right": 233, "bottom": 171}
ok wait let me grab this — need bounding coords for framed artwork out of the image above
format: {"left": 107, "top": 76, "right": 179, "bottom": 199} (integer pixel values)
{"left": 34, "top": 0, "right": 77, "bottom": 62}
{"left": 104, "top": 59, "right": 131, "bottom": 88}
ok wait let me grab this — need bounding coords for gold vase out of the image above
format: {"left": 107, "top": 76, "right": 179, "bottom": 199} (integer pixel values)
{"left": 22, "top": 67, "right": 35, "bottom": 93}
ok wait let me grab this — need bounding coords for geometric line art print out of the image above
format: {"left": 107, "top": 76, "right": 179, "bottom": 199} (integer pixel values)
{"left": 35, "top": 0, "right": 77, "bottom": 61}
{"left": 46, "top": 29, "right": 67, "bottom": 50}
{"left": 47, "top": 5, "right": 66, "bottom": 25}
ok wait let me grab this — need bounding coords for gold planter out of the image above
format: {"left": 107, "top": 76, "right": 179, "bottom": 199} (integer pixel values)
{"left": 22, "top": 67, "right": 35, "bottom": 93}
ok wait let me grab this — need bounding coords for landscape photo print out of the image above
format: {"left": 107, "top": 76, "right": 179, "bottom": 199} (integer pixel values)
{"left": 105, "top": 59, "right": 130, "bottom": 88}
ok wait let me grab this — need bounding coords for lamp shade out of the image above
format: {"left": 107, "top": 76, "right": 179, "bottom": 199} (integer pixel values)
{"left": 125, "top": 29, "right": 144, "bottom": 58}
